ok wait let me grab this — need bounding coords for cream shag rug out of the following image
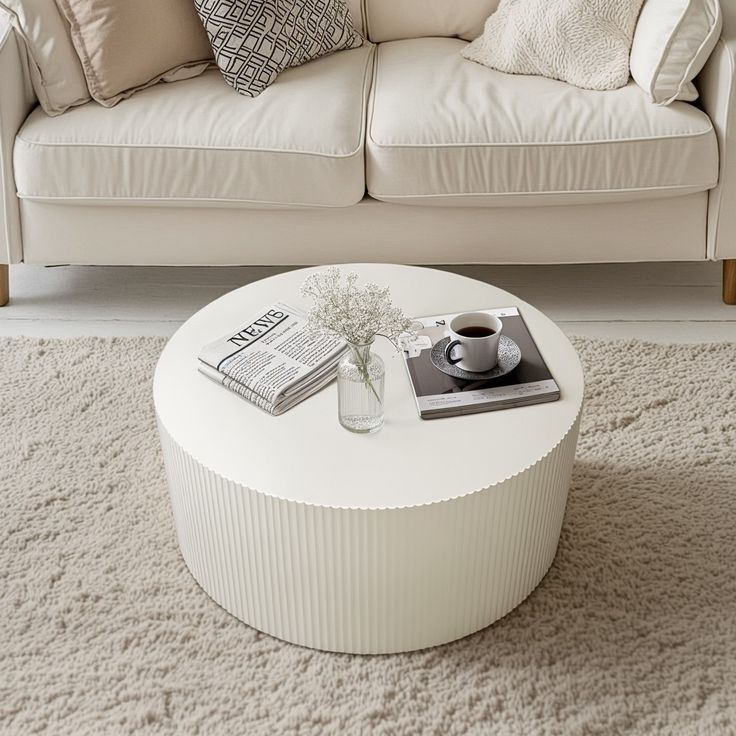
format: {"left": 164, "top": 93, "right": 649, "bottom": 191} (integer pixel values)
{"left": 1, "top": 337, "right": 735, "bottom": 736}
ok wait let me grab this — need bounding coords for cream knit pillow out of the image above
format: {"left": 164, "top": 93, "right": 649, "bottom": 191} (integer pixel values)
{"left": 462, "top": 0, "right": 646, "bottom": 91}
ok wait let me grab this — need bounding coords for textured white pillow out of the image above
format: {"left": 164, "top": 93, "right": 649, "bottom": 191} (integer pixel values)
{"left": 462, "top": 0, "right": 645, "bottom": 91}
{"left": 630, "top": 0, "right": 722, "bottom": 105}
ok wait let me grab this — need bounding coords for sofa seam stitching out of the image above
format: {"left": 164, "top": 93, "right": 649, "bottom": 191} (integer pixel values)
{"left": 18, "top": 184, "right": 716, "bottom": 203}
{"left": 15, "top": 136, "right": 366, "bottom": 159}
{"left": 15, "top": 194, "right": 361, "bottom": 207}
{"left": 366, "top": 183, "right": 717, "bottom": 199}
{"left": 367, "top": 126, "right": 716, "bottom": 149}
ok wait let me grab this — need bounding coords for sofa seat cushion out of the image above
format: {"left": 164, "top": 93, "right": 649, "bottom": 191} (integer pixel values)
{"left": 14, "top": 44, "right": 374, "bottom": 208}
{"left": 367, "top": 38, "right": 719, "bottom": 206}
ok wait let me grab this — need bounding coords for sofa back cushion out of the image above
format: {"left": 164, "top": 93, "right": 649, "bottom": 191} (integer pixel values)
{"left": 347, "top": 0, "right": 363, "bottom": 34}
{"left": 365, "top": 0, "right": 498, "bottom": 42}
{"left": 0, "top": 0, "right": 90, "bottom": 115}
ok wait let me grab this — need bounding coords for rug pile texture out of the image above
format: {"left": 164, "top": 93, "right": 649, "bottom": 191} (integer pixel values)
{"left": 1, "top": 337, "right": 735, "bottom": 735}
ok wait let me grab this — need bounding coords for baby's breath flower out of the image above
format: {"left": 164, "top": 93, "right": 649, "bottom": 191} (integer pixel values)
{"left": 300, "top": 268, "right": 415, "bottom": 346}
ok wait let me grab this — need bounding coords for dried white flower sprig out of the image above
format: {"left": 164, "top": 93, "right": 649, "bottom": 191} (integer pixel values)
{"left": 300, "top": 268, "right": 415, "bottom": 347}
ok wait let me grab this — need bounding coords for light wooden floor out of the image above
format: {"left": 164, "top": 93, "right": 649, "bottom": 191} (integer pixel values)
{"left": 1, "top": 262, "right": 735, "bottom": 342}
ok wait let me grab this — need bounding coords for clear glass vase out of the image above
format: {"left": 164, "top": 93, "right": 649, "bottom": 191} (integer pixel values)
{"left": 337, "top": 341, "right": 385, "bottom": 434}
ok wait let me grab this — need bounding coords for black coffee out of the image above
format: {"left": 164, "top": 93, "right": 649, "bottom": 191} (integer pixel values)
{"left": 456, "top": 326, "right": 495, "bottom": 338}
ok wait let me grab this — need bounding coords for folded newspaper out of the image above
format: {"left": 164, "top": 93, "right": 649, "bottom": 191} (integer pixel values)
{"left": 198, "top": 303, "right": 347, "bottom": 415}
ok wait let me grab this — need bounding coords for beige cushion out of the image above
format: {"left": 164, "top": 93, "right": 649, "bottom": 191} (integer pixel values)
{"left": 55, "top": 0, "right": 214, "bottom": 107}
{"left": 365, "top": 0, "right": 498, "bottom": 42}
{"left": 0, "top": 0, "right": 89, "bottom": 115}
{"left": 366, "top": 39, "right": 719, "bottom": 206}
{"left": 630, "top": 0, "right": 722, "bottom": 105}
{"left": 14, "top": 45, "right": 374, "bottom": 207}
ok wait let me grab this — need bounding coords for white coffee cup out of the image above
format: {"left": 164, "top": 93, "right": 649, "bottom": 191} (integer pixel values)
{"left": 444, "top": 312, "right": 503, "bottom": 372}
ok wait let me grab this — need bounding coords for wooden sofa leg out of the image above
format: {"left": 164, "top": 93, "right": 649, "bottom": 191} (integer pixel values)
{"left": 0, "top": 264, "right": 8, "bottom": 307}
{"left": 725, "top": 260, "right": 736, "bottom": 305}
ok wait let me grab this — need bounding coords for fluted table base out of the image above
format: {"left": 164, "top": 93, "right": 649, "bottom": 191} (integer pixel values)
{"left": 158, "top": 413, "right": 580, "bottom": 654}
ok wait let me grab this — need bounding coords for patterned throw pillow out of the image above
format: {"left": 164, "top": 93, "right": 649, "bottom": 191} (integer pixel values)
{"left": 194, "top": 0, "right": 363, "bottom": 97}
{"left": 462, "top": 0, "right": 645, "bottom": 91}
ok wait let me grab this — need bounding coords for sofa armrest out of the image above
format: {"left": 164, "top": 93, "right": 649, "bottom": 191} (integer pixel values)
{"left": 698, "top": 2, "right": 736, "bottom": 259}
{"left": 0, "top": 12, "right": 36, "bottom": 264}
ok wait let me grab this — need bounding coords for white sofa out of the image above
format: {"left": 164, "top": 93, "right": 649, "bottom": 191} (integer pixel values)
{"left": 1, "top": 0, "right": 735, "bottom": 305}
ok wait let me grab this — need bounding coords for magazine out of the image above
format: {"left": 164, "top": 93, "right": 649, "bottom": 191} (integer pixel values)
{"left": 402, "top": 307, "right": 560, "bottom": 419}
{"left": 198, "top": 303, "right": 346, "bottom": 415}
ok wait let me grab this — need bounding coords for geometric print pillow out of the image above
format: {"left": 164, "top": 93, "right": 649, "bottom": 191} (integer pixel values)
{"left": 194, "top": 0, "right": 363, "bottom": 97}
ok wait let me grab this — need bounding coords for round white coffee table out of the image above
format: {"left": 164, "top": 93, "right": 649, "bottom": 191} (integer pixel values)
{"left": 154, "top": 265, "right": 583, "bottom": 654}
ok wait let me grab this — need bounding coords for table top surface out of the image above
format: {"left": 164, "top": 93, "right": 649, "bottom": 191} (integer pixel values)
{"left": 154, "top": 264, "right": 584, "bottom": 510}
